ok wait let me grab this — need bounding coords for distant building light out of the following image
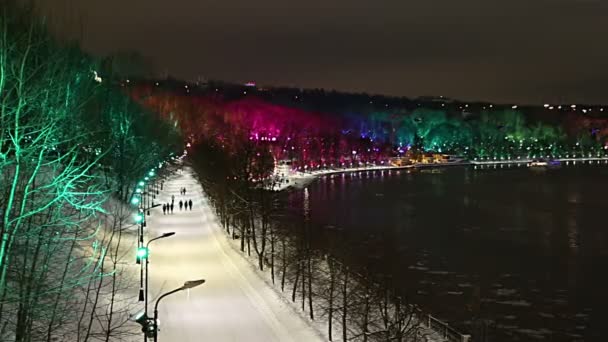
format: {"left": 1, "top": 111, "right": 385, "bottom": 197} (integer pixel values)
{"left": 245, "top": 82, "right": 256, "bottom": 87}
{"left": 512, "top": 105, "right": 518, "bottom": 109}
{"left": 571, "top": 104, "right": 576, "bottom": 108}
{"left": 543, "top": 104, "right": 550, "bottom": 108}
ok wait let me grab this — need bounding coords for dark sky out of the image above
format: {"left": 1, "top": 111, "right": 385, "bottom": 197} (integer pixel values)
{"left": 42, "top": 0, "right": 608, "bottom": 104}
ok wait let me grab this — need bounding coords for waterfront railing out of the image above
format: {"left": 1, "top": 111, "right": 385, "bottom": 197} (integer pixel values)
{"left": 421, "top": 312, "right": 471, "bottom": 342}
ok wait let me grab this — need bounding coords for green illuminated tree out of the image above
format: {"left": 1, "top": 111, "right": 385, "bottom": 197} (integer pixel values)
{"left": 0, "top": 3, "right": 178, "bottom": 341}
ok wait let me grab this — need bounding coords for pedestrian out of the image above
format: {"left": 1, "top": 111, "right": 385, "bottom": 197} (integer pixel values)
{"left": 171, "top": 194, "right": 175, "bottom": 202}
{"left": 170, "top": 203, "right": 174, "bottom": 213}
{"left": 179, "top": 200, "right": 183, "bottom": 211}
{"left": 162, "top": 204, "right": 166, "bottom": 215}
{"left": 161, "top": 180, "right": 164, "bottom": 190}
{"left": 188, "top": 199, "right": 193, "bottom": 210}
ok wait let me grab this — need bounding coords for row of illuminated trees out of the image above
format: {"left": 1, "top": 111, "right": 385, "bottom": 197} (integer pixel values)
{"left": 0, "top": 4, "right": 182, "bottom": 342}
{"left": 189, "top": 138, "right": 454, "bottom": 342}
{"left": 132, "top": 88, "right": 607, "bottom": 175}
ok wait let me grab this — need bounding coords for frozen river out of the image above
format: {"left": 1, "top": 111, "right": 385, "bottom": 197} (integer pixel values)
{"left": 284, "top": 163, "right": 608, "bottom": 341}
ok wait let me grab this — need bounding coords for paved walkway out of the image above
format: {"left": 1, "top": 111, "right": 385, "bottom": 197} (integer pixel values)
{"left": 144, "top": 167, "right": 324, "bottom": 341}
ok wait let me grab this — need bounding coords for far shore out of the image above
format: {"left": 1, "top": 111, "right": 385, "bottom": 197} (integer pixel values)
{"left": 273, "top": 156, "right": 608, "bottom": 191}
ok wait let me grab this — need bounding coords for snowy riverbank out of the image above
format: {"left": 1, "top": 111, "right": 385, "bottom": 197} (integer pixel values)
{"left": 272, "top": 156, "right": 608, "bottom": 191}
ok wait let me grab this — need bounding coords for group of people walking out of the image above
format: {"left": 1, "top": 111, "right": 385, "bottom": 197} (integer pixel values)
{"left": 162, "top": 190, "right": 193, "bottom": 215}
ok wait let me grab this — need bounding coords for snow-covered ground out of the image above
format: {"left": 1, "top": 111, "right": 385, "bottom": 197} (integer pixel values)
{"left": 271, "top": 162, "right": 465, "bottom": 191}
{"left": 271, "top": 156, "right": 608, "bottom": 191}
{"left": 143, "top": 167, "right": 325, "bottom": 341}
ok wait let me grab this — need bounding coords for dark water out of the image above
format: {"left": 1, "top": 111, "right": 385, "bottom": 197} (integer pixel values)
{"left": 286, "top": 162, "right": 608, "bottom": 341}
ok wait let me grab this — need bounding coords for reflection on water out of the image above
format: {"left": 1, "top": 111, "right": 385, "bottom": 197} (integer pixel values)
{"left": 285, "top": 164, "right": 608, "bottom": 341}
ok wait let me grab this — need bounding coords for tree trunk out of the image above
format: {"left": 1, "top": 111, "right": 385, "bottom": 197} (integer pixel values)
{"left": 301, "top": 259, "right": 306, "bottom": 312}
{"left": 363, "top": 288, "right": 370, "bottom": 342}
{"left": 307, "top": 250, "right": 314, "bottom": 320}
{"left": 270, "top": 230, "right": 275, "bottom": 285}
{"left": 292, "top": 259, "right": 300, "bottom": 302}
{"left": 328, "top": 259, "right": 335, "bottom": 341}
{"left": 281, "top": 237, "right": 287, "bottom": 292}
{"left": 342, "top": 265, "right": 348, "bottom": 342}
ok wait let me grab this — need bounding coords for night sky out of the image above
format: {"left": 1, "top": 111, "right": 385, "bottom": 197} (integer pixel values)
{"left": 42, "top": 0, "right": 608, "bottom": 104}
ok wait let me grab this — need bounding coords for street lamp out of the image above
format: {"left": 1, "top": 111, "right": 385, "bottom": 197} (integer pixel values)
{"left": 153, "top": 279, "right": 205, "bottom": 342}
{"left": 145, "top": 232, "right": 176, "bottom": 321}
{"left": 135, "top": 203, "right": 162, "bottom": 302}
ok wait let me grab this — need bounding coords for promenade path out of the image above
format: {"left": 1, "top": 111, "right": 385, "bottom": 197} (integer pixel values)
{"left": 144, "top": 166, "right": 324, "bottom": 341}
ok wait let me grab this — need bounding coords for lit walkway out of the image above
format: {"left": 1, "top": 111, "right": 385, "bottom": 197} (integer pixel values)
{"left": 144, "top": 167, "right": 324, "bottom": 341}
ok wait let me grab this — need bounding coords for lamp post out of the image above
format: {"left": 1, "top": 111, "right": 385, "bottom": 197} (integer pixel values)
{"left": 154, "top": 279, "right": 205, "bottom": 342}
{"left": 136, "top": 203, "right": 161, "bottom": 302}
{"left": 145, "top": 232, "right": 176, "bottom": 319}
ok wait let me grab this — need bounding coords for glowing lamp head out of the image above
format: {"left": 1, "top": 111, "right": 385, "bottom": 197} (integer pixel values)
{"left": 138, "top": 181, "right": 145, "bottom": 187}
{"left": 135, "top": 214, "right": 144, "bottom": 223}
{"left": 137, "top": 247, "right": 148, "bottom": 259}
{"left": 131, "top": 197, "right": 140, "bottom": 205}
